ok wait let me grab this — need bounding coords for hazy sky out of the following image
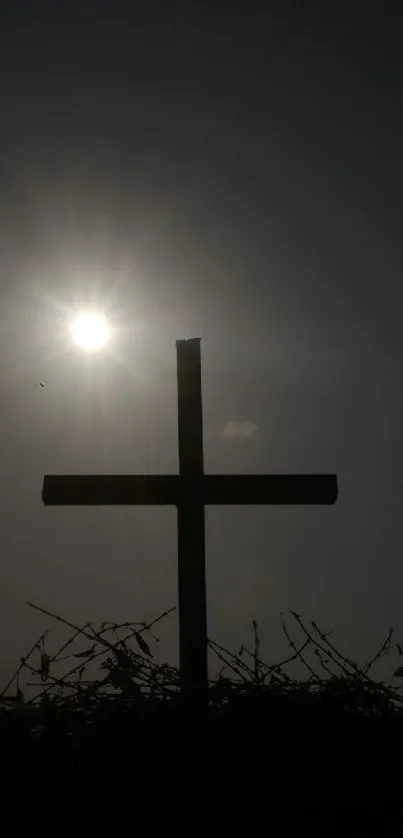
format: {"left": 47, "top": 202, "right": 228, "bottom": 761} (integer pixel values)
{"left": 0, "top": 2, "right": 402, "bottom": 687}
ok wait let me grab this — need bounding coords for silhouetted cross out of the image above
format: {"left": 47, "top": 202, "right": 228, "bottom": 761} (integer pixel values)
{"left": 42, "top": 338, "right": 338, "bottom": 702}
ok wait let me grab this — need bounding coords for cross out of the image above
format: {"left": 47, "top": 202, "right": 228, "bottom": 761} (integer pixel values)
{"left": 42, "top": 338, "right": 338, "bottom": 703}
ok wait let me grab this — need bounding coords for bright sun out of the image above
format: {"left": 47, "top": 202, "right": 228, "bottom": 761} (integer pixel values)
{"left": 70, "top": 312, "right": 111, "bottom": 351}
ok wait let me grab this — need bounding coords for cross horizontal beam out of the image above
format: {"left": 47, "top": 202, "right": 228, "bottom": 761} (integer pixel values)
{"left": 42, "top": 474, "right": 338, "bottom": 506}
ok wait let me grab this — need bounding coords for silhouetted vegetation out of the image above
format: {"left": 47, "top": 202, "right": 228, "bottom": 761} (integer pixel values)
{"left": 1, "top": 602, "right": 402, "bottom": 815}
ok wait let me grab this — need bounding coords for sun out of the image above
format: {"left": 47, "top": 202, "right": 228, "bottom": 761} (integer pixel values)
{"left": 70, "top": 312, "right": 111, "bottom": 351}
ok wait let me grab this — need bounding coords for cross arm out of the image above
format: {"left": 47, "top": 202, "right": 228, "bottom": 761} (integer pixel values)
{"left": 42, "top": 475, "right": 180, "bottom": 506}
{"left": 203, "top": 474, "right": 338, "bottom": 504}
{"left": 42, "top": 473, "right": 337, "bottom": 506}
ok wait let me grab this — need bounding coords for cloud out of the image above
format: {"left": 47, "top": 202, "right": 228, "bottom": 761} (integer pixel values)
{"left": 222, "top": 420, "right": 260, "bottom": 440}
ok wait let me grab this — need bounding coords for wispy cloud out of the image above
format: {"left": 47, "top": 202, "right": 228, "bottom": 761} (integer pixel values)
{"left": 222, "top": 420, "right": 260, "bottom": 440}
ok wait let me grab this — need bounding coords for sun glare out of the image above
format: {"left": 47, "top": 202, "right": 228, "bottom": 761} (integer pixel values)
{"left": 70, "top": 312, "right": 111, "bottom": 351}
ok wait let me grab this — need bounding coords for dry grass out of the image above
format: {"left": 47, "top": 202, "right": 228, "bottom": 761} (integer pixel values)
{"left": 1, "top": 602, "right": 402, "bottom": 815}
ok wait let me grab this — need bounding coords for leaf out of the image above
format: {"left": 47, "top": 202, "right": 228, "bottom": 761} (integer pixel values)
{"left": 114, "top": 648, "right": 132, "bottom": 669}
{"left": 109, "top": 668, "right": 143, "bottom": 698}
{"left": 74, "top": 644, "right": 96, "bottom": 659}
{"left": 393, "top": 666, "right": 403, "bottom": 678}
{"left": 40, "top": 651, "right": 50, "bottom": 681}
{"left": 16, "top": 688, "right": 24, "bottom": 704}
{"left": 133, "top": 631, "right": 152, "bottom": 657}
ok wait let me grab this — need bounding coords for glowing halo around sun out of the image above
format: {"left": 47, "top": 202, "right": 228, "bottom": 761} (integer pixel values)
{"left": 70, "top": 312, "right": 111, "bottom": 351}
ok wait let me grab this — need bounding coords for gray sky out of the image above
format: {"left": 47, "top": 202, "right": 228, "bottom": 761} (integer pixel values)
{"left": 0, "top": 2, "right": 402, "bottom": 687}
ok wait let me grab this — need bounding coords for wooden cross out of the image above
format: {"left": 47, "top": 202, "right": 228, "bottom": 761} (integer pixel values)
{"left": 42, "top": 338, "right": 338, "bottom": 702}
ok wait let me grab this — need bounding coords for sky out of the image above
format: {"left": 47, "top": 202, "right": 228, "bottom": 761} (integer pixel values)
{"left": 0, "top": 1, "right": 402, "bottom": 688}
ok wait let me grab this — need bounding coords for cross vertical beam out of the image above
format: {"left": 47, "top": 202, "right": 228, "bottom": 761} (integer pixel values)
{"left": 176, "top": 339, "right": 208, "bottom": 702}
